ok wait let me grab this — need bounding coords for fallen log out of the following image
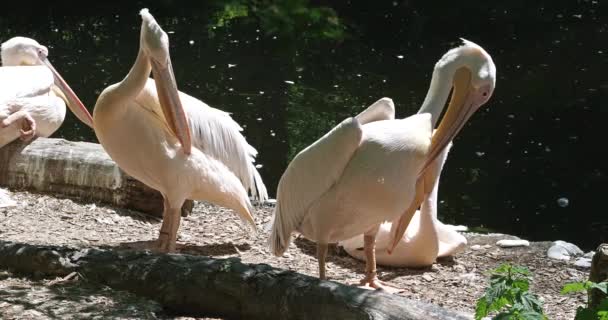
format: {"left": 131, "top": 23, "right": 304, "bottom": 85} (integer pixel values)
{"left": 0, "top": 138, "right": 192, "bottom": 217}
{"left": 589, "top": 243, "right": 608, "bottom": 309}
{"left": 0, "top": 240, "right": 470, "bottom": 320}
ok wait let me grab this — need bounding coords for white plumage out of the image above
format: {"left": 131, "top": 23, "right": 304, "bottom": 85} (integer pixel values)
{"left": 0, "top": 37, "right": 93, "bottom": 148}
{"left": 269, "top": 39, "right": 496, "bottom": 290}
{"left": 93, "top": 9, "right": 267, "bottom": 252}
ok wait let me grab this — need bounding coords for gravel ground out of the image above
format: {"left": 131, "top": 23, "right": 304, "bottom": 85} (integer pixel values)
{"left": 0, "top": 189, "right": 591, "bottom": 319}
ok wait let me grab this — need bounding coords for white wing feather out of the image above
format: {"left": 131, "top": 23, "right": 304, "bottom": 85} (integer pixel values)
{"left": 135, "top": 79, "right": 267, "bottom": 201}
{"left": 0, "top": 66, "right": 53, "bottom": 102}
{"left": 269, "top": 97, "right": 395, "bottom": 255}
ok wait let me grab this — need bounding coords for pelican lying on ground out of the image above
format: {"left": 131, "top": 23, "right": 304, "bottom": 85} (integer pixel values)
{"left": 269, "top": 39, "right": 496, "bottom": 291}
{"left": 339, "top": 141, "right": 468, "bottom": 267}
{"left": 93, "top": 9, "right": 267, "bottom": 252}
{"left": 0, "top": 37, "right": 93, "bottom": 148}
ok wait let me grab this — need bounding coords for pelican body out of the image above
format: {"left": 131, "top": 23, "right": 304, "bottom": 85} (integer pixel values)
{"left": 93, "top": 9, "right": 267, "bottom": 252}
{"left": 0, "top": 37, "right": 93, "bottom": 148}
{"left": 269, "top": 40, "right": 496, "bottom": 290}
{"left": 339, "top": 141, "right": 468, "bottom": 267}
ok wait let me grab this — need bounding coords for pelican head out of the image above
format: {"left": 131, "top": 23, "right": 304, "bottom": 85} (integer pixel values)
{"left": 420, "top": 39, "right": 496, "bottom": 174}
{"left": 1, "top": 36, "right": 93, "bottom": 128}
{"left": 139, "top": 8, "right": 191, "bottom": 154}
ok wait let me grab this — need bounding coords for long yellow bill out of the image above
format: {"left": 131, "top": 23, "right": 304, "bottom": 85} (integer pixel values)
{"left": 41, "top": 58, "right": 94, "bottom": 128}
{"left": 388, "top": 67, "right": 479, "bottom": 253}
{"left": 151, "top": 55, "right": 192, "bottom": 155}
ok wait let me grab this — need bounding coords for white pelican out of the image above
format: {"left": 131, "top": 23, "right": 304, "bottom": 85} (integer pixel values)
{"left": 269, "top": 39, "right": 496, "bottom": 291}
{"left": 0, "top": 37, "right": 93, "bottom": 148}
{"left": 339, "top": 141, "right": 468, "bottom": 267}
{"left": 93, "top": 9, "right": 267, "bottom": 253}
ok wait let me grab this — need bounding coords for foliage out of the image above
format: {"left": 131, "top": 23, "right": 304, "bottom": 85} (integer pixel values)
{"left": 561, "top": 280, "right": 608, "bottom": 320}
{"left": 475, "top": 264, "right": 547, "bottom": 320}
{"left": 209, "top": 0, "right": 347, "bottom": 41}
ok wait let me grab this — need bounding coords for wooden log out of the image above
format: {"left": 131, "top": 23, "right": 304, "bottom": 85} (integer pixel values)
{"left": 0, "top": 137, "right": 191, "bottom": 217}
{"left": 589, "top": 243, "right": 608, "bottom": 309}
{"left": 0, "top": 240, "right": 471, "bottom": 320}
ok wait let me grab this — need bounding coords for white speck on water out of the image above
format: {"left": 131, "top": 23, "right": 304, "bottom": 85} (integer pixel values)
{"left": 475, "top": 151, "right": 485, "bottom": 157}
{"left": 557, "top": 197, "right": 569, "bottom": 207}
{"left": 228, "top": 64, "right": 237, "bottom": 68}
{"left": 356, "top": 73, "right": 362, "bottom": 77}
{"left": 228, "top": 88, "right": 234, "bottom": 92}
{"left": 259, "top": 91, "right": 265, "bottom": 95}
{"left": 382, "top": 79, "right": 387, "bottom": 83}
{"left": 256, "top": 117, "right": 263, "bottom": 122}
{"left": 188, "top": 40, "right": 194, "bottom": 45}
{"left": 396, "top": 55, "right": 404, "bottom": 59}
{"left": 210, "top": 65, "right": 216, "bottom": 69}
{"left": 333, "top": 84, "right": 339, "bottom": 88}
{"left": 255, "top": 164, "right": 263, "bottom": 169}
{"left": 284, "top": 80, "right": 295, "bottom": 85}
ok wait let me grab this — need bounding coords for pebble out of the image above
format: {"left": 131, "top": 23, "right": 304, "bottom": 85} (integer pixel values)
{"left": 496, "top": 239, "right": 530, "bottom": 248}
{"left": 583, "top": 251, "right": 595, "bottom": 259}
{"left": 547, "top": 240, "right": 583, "bottom": 260}
{"left": 574, "top": 257, "right": 592, "bottom": 269}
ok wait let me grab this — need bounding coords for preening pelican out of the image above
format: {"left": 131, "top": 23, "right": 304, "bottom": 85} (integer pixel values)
{"left": 93, "top": 9, "right": 267, "bottom": 252}
{"left": 269, "top": 39, "right": 496, "bottom": 291}
{"left": 339, "top": 141, "right": 468, "bottom": 267}
{"left": 0, "top": 37, "right": 93, "bottom": 148}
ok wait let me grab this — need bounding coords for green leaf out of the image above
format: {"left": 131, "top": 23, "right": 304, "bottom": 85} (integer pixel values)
{"left": 598, "top": 311, "right": 608, "bottom": 320}
{"left": 510, "top": 265, "right": 531, "bottom": 276}
{"left": 517, "top": 310, "right": 548, "bottom": 320}
{"left": 519, "top": 291, "right": 544, "bottom": 313}
{"left": 474, "top": 298, "right": 489, "bottom": 320}
{"left": 512, "top": 279, "right": 530, "bottom": 292}
{"left": 562, "top": 281, "right": 589, "bottom": 294}
{"left": 589, "top": 282, "right": 608, "bottom": 295}
{"left": 574, "top": 306, "right": 597, "bottom": 320}
{"left": 493, "top": 311, "right": 516, "bottom": 320}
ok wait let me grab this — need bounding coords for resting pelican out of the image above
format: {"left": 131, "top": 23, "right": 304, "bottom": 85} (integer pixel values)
{"left": 93, "top": 9, "right": 267, "bottom": 252}
{"left": 269, "top": 40, "right": 495, "bottom": 291}
{"left": 0, "top": 37, "right": 93, "bottom": 148}
{"left": 339, "top": 141, "right": 468, "bottom": 267}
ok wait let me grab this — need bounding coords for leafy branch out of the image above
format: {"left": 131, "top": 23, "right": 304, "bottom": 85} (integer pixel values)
{"left": 562, "top": 280, "right": 608, "bottom": 320}
{"left": 475, "top": 264, "right": 547, "bottom": 320}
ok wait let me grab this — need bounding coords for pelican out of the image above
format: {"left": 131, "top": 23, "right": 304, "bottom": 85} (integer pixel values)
{"left": 269, "top": 39, "right": 496, "bottom": 291}
{"left": 0, "top": 37, "right": 93, "bottom": 148}
{"left": 339, "top": 141, "right": 468, "bottom": 267}
{"left": 93, "top": 9, "right": 267, "bottom": 253}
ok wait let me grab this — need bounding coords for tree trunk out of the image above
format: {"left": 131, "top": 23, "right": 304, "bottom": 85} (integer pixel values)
{"left": 589, "top": 243, "right": 608, "bottom": 309}
{"left": 0, "top": 240, "right": 470, "bottom": 320}
{"left": 0, "top": 138, "right": 192, "bottom": 217}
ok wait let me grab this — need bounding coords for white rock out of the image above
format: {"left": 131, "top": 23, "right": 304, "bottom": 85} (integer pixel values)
{"left": 584, "top": 251, "right": 595, "bottom": 259}
{"left": 574, "top": 257, "right": 592, "bottom": 268}
{"left": 547, "top": 240, "right": 584, "bottom": 261}
{"left": 447, "top": 224, "right": 469, "bottom": 232}
{"left": 496, "top": 239, "right": 530, "bottom": 248}
{"left": 0, "top": 188, "right": 17, "bottom": 208}
{"left": 470, "top": 245, "right": 482, "bottom": 250}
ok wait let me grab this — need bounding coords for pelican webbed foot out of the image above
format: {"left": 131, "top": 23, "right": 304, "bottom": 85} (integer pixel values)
{"left": 358, "top": 270, "right": 404, "bottom": 294}
{"left": 1, "top": 110, "right": 36, "bottom": 141}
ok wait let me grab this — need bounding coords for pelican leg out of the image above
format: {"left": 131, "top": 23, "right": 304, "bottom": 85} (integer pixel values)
{"left": 157, "top": 198, "right": 182, "bottom": 253}
{"left": 359, "top": 228, "right": 404, "bottom": 293}
{"left": 317, "top": 243, "right": 328, "bottom": 280}
{"left": 1, "top": 111, "right": 36, "bottom": 141}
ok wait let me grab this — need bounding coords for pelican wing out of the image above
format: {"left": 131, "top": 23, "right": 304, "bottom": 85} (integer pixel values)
{"left": 135, "top": 79, "right": 267, "bottom": 201}
{"left": 0, "top": 66, "right": 53, "bottom": 102}
{"left": 179, "top": 92, "right": 267, "bottom": 202}
{"left": 269, "top": 97, "right": 395, "bottom": 255}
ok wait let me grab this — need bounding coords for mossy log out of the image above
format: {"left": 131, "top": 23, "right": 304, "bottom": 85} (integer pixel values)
{"left": 589, "top": 243, "right": 608, "bottom": 309}
{"left": 0, "top": 240, "right": 470, "bottom": 320}
{"left": 0, "top": 138, "right": 192, "bottom": 217}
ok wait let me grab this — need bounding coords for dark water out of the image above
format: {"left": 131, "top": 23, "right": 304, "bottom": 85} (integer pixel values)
{"left": 2, "top": 1, "right": 606, "bottom": 250}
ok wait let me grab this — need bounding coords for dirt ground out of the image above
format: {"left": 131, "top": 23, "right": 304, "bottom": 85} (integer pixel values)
{"left": 0, "top": 190, "right": 591, "bottom": 319}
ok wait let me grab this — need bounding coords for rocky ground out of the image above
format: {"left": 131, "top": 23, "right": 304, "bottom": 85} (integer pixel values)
{"left": 0, "top": 190, "right": 592, "bottom": 319}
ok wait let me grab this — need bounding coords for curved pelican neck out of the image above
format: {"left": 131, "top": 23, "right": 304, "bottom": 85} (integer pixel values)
{"left": 106, "top": 47, "right": 151, "bottom": 103}
{"left": 417, "top": 66, "right": 456, "bottom": 128}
